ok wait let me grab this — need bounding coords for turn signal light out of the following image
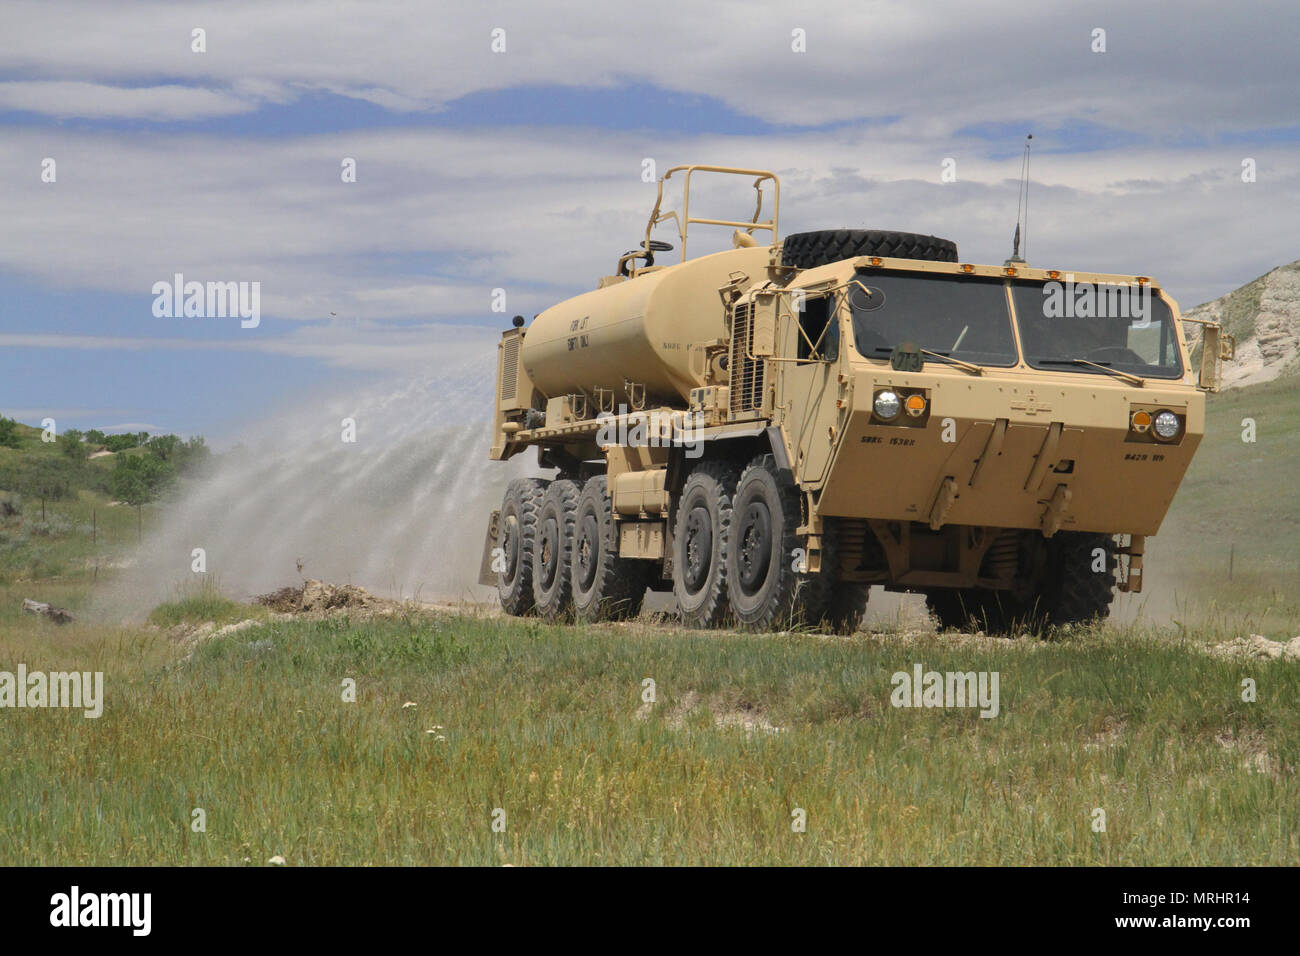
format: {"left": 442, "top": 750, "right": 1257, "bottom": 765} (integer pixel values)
{"left": 905, "top": 394, "right": 928, "bottom": 418}
{"left": 1131, "top": 410, "right": 1152, "bottom": 434}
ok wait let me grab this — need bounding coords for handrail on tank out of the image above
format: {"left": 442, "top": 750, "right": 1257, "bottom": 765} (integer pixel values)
{"left": 642, "top": 165, "right": 780, "bottom": 264}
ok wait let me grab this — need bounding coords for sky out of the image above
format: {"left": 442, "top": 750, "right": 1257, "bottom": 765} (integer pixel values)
{"left": 1, "top": 0, "right": 1297, "bottom": 441}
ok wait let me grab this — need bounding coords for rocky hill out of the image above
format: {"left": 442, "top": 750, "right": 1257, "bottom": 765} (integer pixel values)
{"left": 1183, "top": 260, "right": 1300, "bottom": 389}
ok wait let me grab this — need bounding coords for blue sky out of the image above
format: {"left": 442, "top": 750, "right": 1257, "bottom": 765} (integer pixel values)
{"left": 1, "top": 0, "right": 1297, "bottom": 442}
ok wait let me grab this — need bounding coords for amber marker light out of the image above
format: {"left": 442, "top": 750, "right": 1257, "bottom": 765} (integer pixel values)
{"left": 905, "top": 394, "right": 928, "bottom": 418}
{"left": 1131, "top": 410, "right": 1152, "bottom": 434}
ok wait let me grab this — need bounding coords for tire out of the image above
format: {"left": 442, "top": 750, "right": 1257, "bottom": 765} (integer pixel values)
{"left": 672, "top": 460, "right": 737, "bottom": 628}
{"left": 780, "top": 229, "right": 959, "bottom": 269}
{"left": 1042, "top": 532, "right": 1116, "bottom": 626}
{"left": 926, "top": 588, "right": 1024, "bottom": 633}
{"left": 496, "top": 478, "right": 548, "bottom": 616}
{"left": 926, "top": 532, "right": 1115, "bottom": 633}
{"left": 572, "top": 476, "right": 649, "bottom": 622}
{"left": 532, "top": 479, "right": 579, "bottom": 622}
{"left": 726, "top": 455, "right": 802, "bottom": 630}
{"left": 793, "top": 523, "right": 869, "bottom": 634}
{"left": 823, "top": 582, "right": 870, "bottom": 635}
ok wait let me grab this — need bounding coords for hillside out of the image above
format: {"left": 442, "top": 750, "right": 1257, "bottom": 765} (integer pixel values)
{"left": 1183, "top": 260, "right": 1300, "bottom": 389}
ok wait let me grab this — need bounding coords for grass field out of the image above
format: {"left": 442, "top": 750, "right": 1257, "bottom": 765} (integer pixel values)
{"left": 0, "top": 379, "right": 1297, "bottom": 866}
{"left": 2, "top": 607, "right": 1297, "bottom": 866}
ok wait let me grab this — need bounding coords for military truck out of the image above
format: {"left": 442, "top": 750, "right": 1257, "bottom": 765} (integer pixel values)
{"left": 480, "top": 165, "right": 1233, "bottom": 632}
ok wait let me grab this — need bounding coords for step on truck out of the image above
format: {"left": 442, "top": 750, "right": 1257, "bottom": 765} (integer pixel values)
{"left": 479, "top": 165, "right": 1233, "bottom": 633}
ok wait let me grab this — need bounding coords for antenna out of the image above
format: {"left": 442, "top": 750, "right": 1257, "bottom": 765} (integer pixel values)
{"left": 1008, "top": 134, "right": 1032, "bottom": 264}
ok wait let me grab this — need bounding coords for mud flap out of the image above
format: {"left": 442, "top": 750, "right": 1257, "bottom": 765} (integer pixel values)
{"left": 477, "top": 510, "right": 501, "bottom": 586}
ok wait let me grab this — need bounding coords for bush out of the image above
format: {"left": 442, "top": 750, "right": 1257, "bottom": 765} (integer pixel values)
{"left": 0, "top": 416, "right": 21, "bottom": 449}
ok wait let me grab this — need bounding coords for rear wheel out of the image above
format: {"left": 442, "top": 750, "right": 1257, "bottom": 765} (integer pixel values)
{"left": 926, "top": 588, "right": 1027, "bottom": 633}
{"left": 823, "top": 582, "right": 870, "bottom": 634}
{"left": 496, "top": 478, "right": 547, "bottom": 616}
{"left": 726, "top": 455, "right": 802, "bottom": 630}
{"left": 533, "top": 479, "right": 579, "bottom": 622}
{"left": 572, "top": 476, "right": 649, "bottom": 622}
{"left": 672, "top": 461, "right": 737, "bottom": 628}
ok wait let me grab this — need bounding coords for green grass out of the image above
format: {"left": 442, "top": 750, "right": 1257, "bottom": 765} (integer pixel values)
{"left": 147, "top": 580, "right": 267, "bottom": 628}
{"left": 1, "top": 611, "right": 1296, "bottom": 865}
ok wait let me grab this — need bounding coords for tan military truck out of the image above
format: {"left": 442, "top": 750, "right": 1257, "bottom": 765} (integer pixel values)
{"left": 481, "top": 165, "right": 1233, "bottom": 632}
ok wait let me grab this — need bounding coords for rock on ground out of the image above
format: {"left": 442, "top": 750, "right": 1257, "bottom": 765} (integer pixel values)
{"left": 1209, "top": 634, "right": 1300, "bottom": 661}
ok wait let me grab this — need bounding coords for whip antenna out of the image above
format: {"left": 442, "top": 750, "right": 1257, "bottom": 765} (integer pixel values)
{"left": 1009, "top": 134, "right": 1032, "bottom": 263}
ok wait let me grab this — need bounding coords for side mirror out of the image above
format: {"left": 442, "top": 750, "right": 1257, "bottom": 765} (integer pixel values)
{"left": 1197, "top": 324, "right": 1235, "bottom": 392}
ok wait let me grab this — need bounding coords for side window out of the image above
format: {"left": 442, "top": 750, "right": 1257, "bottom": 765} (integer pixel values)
{"left": 796, "top": 296, "right": 838, "bottom": 362}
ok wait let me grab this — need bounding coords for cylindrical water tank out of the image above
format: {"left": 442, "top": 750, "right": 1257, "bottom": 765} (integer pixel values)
{"left": 519, "top": 246, "right": 771, "bottom": 406}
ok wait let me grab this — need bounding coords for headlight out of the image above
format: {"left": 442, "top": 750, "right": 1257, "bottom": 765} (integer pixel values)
{"left": 874, "top": 389, "right": 901, "bottom": 420}
{"left": 1153, "top": 410, "right": 1181, "bottom": 439}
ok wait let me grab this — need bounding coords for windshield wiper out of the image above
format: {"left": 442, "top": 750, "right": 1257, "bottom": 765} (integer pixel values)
{"left": 919, "top": 348, "right": 983, "bottom": 376}
{"left": 1038, "top": 358, "right": 1145, "bottom": 386}
{"left": 867, "top": 346, "right": 984, "bottom": 376}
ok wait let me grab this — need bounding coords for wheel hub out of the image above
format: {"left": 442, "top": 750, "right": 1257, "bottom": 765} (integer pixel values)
{"left": 502, "top": 515, "right": 520, "bottom": 581}
{"left": 683, "top": 506, "right": 712, "bottom": 592}
{"left": 577, "top": 513, "right": 599, "bottom": 590}
{"left": 738, "top": 502, "right": 772, "bottom": 593}
{"left": 539, "top": 516, "right": 558, "bottom": 588}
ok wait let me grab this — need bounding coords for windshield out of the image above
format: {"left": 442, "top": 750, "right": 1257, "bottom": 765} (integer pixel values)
{"left": 848, "top": 270, "right": 1018, "bottom": 366}
{"left": 1011, "top": 280, "right": 1183, "bottom": 379}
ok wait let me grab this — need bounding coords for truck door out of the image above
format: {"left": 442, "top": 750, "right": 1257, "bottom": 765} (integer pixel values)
{"left": 775, "top": 290, "right": 844, "bottom": 487}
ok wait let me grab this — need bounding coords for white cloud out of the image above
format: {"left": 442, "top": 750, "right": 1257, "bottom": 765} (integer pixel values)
{"left": 0, "top": 81, "right": 255, "bottom": 120}
{"left": 0, "top": 124, "right": 1295, "bottom": 319}
{"left": 0, "top": 0, "right": 1297, "bottom": 135}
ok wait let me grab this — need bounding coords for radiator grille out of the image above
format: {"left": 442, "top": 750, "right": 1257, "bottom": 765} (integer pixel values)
{"left": 729, "top": 303, "right": 765, "bottom": 415}
{"left": 500, "top": 335, "right": 520, "bottom": 402}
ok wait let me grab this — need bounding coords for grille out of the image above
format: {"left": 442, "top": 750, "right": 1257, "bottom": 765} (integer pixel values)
{"left": 729, "top": 303, "right": 765, "bottom": 415}
{"left": 500, "top": 335, "right": 519, "bottom": 402}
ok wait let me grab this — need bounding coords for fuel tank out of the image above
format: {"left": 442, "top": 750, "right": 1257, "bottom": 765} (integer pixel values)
{"left": 520, "top": 246, "right": 771, "bottom": 406}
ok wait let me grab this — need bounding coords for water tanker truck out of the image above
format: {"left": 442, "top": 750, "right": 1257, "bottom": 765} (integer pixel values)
{"left": 480, "top": 165, "right": 1234, "bottom": 632}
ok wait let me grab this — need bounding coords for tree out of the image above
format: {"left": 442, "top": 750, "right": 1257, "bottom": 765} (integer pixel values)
{"left": 174, "top": 436, "right": 211, "bottom": 476}
{"left": 84, "top": 429, "right": 107, "bottom": 446}
{"left": 105, "top": 432, "right": 148, "bottom": 453}
{"left": 147, "top": 434, "right": 180, "bottom": 461}
{"left": 58, "top": 428, "right": 89, "bottom": 462}
{"left": 110, "top": 454, "right": 175, "bottom": 539}
{"left": 0, "top": 416, "right": 21, "bottom": 449}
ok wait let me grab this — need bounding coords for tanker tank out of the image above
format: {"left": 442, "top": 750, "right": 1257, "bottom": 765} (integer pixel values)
{"left": 519, "top": 245, "right": 771, "bottom": 407}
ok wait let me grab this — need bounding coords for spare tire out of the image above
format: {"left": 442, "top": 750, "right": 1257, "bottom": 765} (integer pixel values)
{"left": 781, "top": 229, "right": 958, "bottom": 269}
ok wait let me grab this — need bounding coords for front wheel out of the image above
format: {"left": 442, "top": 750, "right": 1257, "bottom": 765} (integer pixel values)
{"left": 726, "top": 455, "right": 802, "bottom": 630}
